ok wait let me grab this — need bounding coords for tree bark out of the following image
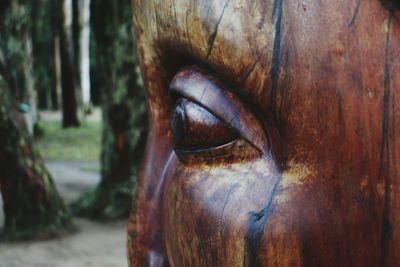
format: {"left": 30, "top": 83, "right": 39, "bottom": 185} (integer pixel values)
{"left": 31, "top": 0, "right": 55, "bottom": 111}
{"left": 73, "top": 0, "right": 147, "bottom": 220}
{"left": 77, "top": 0, "right": 91, "bottom": 112}
{"left": 59, "top": 0, "right": 80, "bottom": 127}
{"left": 51, "top": 34, "right": 62, "bottom": 111}
{"left": 0, "top": 86, "right": 73, "bottom": 241}
{"left": 22, "top": 31, "right": 37, "bottom": 135}
{"left": 0, "top": 0, "right": 38, "bottom": 134}
{"left": 48, "top": 0, "right": 62, "bottom": 111}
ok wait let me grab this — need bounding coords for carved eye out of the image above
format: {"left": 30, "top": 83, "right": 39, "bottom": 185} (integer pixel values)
{"left": 169, "top": 66, "right": 269, "bottom": 163}
{"left": 171, "top": 98, "right": 238, "bottom": 150}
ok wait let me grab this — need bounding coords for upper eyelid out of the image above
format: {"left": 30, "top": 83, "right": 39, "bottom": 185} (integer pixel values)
{"left": 169, "top": 66, "right": 268, "bottom": 153}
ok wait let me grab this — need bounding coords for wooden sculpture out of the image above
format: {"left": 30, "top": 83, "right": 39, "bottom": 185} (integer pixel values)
{"left": 128, "top": 0, "right": 400, "bottom": 266}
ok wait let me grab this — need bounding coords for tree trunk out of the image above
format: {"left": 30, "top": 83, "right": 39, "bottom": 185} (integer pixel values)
{"left": 59, "top": 0, "right": 80, "bottom": 127}
{"left": 31, "top": 0, "right": 55, "bottom": 111}
{"left": 49, "top": 0, "right": 62, "bottom": 111}
{"left": 22, "top": 31, "right": 37, "bottom": 135}
{"left": 73, "top": 0, "right": 147, "bottom": 220}
{"left": 0, "top": 86, "right": 73, "bottom": 241}
{"left": 51, "top": 34, "right": 62, "bottom": 111}
{"left": 0, "top": 0, "right": 38, "bottom": 133}
{"left": 77, "top": 0, "right": 91, "bottom": 112}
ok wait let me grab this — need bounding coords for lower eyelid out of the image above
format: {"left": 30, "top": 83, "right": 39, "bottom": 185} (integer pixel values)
{"left": 174, "top": 139, "right": 261, "bottom": 165}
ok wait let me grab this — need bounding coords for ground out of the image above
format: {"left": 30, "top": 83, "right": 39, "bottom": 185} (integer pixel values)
{"left": 0, "top": 110, "right": 128, "bottom": 267}
{"left": 0, "top": 161, "right": 128, "bottom": 267}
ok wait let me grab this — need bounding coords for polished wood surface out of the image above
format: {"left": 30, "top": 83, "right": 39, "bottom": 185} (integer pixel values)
{"left": 128, "top": 1, "right": 400, "bottom": 266}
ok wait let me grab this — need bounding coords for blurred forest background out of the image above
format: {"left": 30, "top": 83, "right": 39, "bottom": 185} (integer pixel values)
{"left": 0, "top": 0, "right": 145, "bottom": 266}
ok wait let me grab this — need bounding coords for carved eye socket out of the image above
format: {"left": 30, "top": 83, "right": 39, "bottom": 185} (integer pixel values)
{"left": 171, "top": 98, "right": 238, "bottom": 150}
{"left": 169, "top": 65, "right": 269, "bottom": 163}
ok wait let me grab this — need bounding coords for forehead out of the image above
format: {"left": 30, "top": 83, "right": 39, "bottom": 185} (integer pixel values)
{"left": 134, "top": 0, "right": 273, "bottom": 109}
{"left": 133, "top": 0, "right": 396, "bottom": 116}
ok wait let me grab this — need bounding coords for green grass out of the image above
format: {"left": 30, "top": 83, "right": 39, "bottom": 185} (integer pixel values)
{"left": 35, "top": 120, "right": 102, "bottom": 161}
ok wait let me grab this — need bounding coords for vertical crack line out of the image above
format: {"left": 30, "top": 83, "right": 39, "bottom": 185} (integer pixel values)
{"left": 241, "top": 56, "right": 260, "bottom": 86}
{"left": 379, "top": 13, "right": 393, "bottom": 267}
{"left": 206, "top": 0, "right": 230, "bottom": 59}
{"left": 270, "top": 0, "right": 284, "bottom": 125}
{"left": 154, "top": 2, "right": 161, "bottom": 41}
{"left": 185, "top": 9, "right": 194, "bottom": 55}
{"left": 348, "top": 0, "right": 361, "bottom": 28}
{"left": 245, "top": 174, "right": 282, "bottom": 267}
{"left": 172, "top": 0, "right": 178, "bottom": 37}
{"left": 244, "top": 2, "right": 285, "bottom": 266}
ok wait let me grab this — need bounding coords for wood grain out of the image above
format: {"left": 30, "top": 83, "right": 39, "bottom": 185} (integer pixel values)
{"left": 128, "top": 0, "right": 400, "bottom": 266}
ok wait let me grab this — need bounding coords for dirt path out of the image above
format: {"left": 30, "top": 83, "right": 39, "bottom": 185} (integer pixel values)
{"left": 0, "top": 161, "right": 128, "bottom": 267}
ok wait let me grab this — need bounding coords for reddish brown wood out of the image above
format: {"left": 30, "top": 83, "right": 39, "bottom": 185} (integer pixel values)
{"left": 170, "top": 66, "right": 269, "bottom": 153}
{"left": 171, "top": 98, "right": 238, "bottom": 150}
{"left": 129, "top": 1, "right": 400, "bottom": 266}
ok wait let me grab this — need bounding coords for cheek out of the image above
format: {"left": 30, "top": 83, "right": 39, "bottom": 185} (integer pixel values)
{"left": 162, "top": 157, "right": 279, "bottom": 267}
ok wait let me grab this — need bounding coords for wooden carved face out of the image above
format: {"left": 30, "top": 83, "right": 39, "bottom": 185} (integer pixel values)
{"left": 128, "top": 1, "right": 400, "bottom": 266}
